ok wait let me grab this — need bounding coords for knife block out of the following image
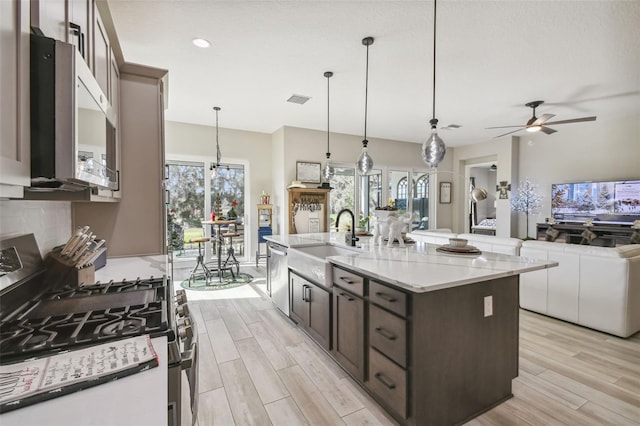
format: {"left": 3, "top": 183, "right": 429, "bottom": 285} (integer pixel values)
{"left": 45, "top": 250, "right": 96, "bottom": 288}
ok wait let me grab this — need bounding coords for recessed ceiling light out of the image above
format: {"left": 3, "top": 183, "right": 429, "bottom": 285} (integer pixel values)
{"left": 192, "top": 38, "right": 211, "bottom": 48}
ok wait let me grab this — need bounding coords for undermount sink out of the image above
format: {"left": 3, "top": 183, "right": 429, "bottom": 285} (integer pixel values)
{"left": 287, "top": 244, "right": 360, "bottom": 288}
{"left": 293, "top": 244, "right": 361, "bottom": 258}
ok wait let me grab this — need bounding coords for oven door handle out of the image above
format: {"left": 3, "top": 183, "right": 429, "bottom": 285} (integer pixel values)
{"left": 181, "top": 339, "right": 199, "bottom": 425}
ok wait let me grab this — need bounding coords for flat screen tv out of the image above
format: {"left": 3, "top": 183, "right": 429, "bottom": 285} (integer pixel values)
{"left": 551, "top": 179, "right": 640, "bottom": 225}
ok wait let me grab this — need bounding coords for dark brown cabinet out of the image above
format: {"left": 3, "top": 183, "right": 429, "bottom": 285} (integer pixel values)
{"left": 329, "top": 264, "right": 520, "bottom": 426}
{"left": 290, "top": 272, "right": 331, "bottom": 349}
{"left": 332, "top": 286, "right": 365, "bottom": 381}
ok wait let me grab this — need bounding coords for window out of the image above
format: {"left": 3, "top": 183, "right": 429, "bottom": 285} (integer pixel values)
{"left": 166, "top": 158, "right": 247, "bottom": 262}
{"left": 329, "top": 166, "right": 356, "bottom": 229}
{"left": 165, "top": 161, "right": 205, "bottom": 259}
{"left": 413, "top": 173, "right": 429, "bottom": 229}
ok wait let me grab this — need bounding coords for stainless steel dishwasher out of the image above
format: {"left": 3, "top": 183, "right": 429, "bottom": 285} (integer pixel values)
{"left": 267, "top": 241, "right": 289, "bottom": 316}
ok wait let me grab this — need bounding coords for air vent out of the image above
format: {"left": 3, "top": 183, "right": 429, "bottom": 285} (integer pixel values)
{"left": 287, "top": 94, "right": 311, "bottom": 105}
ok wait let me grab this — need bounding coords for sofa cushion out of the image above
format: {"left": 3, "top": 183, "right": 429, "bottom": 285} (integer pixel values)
{"left": 458, "top": 233, "right": 522, "bottom": 256}
{"left": 616, "top": 244, "right": 640, "bottom": 258}
{"left": 407, "top": 230, "right": 457, "bottom": 246}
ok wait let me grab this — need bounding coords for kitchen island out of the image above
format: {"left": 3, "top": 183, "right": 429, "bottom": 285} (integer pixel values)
{"left": 265, "top": 232, "right": 557, "bottom": 425}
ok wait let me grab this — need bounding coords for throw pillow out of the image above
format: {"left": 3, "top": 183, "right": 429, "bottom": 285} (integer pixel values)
{"left": 545, "top": 227, "right": 560, "bottom": 242}
{"left": 631, "top": 231, "right": 640, "bottom": 245}
{"left": 580, "top": 229, "right": 598, "bottom": 244}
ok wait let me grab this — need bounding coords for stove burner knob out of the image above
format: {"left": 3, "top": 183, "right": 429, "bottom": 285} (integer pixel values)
{"left": 177, "top": 317, "right": 191, "bottom": 328}
{"left": 175, "top": 290, "right": 188, "bottom": 305}
{"left": 176, "top": 303, "right": 190, "bottom": 317}
{"left": 177, "top": 324, "right": 193, "bottom": 341}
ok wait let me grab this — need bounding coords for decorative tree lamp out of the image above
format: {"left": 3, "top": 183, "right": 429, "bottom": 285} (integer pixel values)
{"left": 510, "top": 178, "right": 543, "bottom": 239}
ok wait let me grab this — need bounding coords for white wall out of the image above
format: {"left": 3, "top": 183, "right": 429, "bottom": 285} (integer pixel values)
{"left": 515, "top": 114, "right": 640, "bottom": 237}
{"left": 276, "top": 126, "right": 448, "bottom": 232}
{"left": 452, "top": 137, "right": 518, "bottom": 237}
{"left": 165, "top": 120, "right": 272, "bottom": 259}
{"left": 452, "top": 114, "right": 640, "bottom": 238}
{"left": 0, "top": 201, "right": 72, "bottom": 257}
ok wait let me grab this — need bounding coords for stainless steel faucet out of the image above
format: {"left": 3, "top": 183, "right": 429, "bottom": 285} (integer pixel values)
{"left": 336, "top": 208, "right": 359, "bottom": 247}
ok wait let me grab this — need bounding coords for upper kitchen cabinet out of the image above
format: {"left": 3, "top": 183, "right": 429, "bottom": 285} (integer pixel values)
{"left": 92, "top": 5, "right": 110, "bottom": 98}
{"left": 30, "top": 0, "right": 66, "bottom": 42}
{"left": 0, "top": 0, "right": 30, "bottom": 198}
{"left": 68, "top": 0, "right": 92, "bottom": 67}
{"left": 30, "top": 0, "right": 91, "bottom": 64}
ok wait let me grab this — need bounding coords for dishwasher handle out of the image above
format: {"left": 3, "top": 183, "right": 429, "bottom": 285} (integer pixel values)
{"left": 269, "top": 246, "right": 287, "bottom": 257}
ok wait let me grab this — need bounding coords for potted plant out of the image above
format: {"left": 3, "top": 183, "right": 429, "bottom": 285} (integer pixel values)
{"left": 227, "top": 200, "right": 238, "bottom": 220}
{"left": 357, "top": 212, "right": 370, "bottom": 234}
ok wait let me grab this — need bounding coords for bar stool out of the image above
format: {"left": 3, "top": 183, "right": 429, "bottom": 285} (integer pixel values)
{"left": 188, "top": 237, "right": 211, "bottom": 285}
{"left": 222, "top": 227, "right": 240, "bottom": 276}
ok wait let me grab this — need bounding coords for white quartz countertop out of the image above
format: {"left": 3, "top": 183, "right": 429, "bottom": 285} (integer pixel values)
{"left": 0, "top": 336, "right": 168, "bottom": 426}
{"left": 265, "top": 233, "right": 557, "bottom": 293}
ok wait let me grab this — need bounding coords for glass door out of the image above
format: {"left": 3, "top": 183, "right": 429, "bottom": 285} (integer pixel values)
{"left": 210, "top": 164, "right": 246, "bottom": 260}
{"left": 165, "top": 161, "right": 205, "bottom": 261}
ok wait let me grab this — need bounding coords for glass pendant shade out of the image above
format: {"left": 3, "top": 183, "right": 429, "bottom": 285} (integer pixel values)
{"left": 322, "top": 156, "right": 335, "bottom": 181}
{"left": 356, "top": 141, "right": 374, "bottom": 175}
{"left": 421, "top": 125, "right": 446, "bottom": 168}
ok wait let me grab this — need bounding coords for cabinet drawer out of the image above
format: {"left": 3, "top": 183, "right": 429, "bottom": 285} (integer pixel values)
{"left": 369, "top": 304, "right": 407, "bottom": 368}
{"left": 370, "top": 280, "right": 407, "bottom": 317}
{"left": 332, "top": 266, "right": 364, "bottom": 297}
{"left": 368, "top": 348, "right": 407, "bottom": 419}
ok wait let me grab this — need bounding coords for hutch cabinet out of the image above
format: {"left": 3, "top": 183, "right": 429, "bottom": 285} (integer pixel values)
{"left": 288, "top": 187, "right": 330, "bottom": 234}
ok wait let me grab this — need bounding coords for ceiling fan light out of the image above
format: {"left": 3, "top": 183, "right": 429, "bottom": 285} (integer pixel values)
{"left": 421, "top": 125, "right": 446, "bottom": 168}
{"left": 356, "top": 140, "right": 374, "bottom": 175}
{"left": 526, "top": 125, "right": 541, "bottom": 133}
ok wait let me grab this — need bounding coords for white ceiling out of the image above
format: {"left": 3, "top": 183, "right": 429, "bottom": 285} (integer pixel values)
{"left": 108, "top": 0, "right": 640, "bottom": 147}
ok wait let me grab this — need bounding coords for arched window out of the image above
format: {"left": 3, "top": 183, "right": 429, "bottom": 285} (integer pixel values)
{"left": 416, "top": 174, "right": 429, "bottom": 198}
{"left": 397, "top": 177, "right": 408, "bottom": 200}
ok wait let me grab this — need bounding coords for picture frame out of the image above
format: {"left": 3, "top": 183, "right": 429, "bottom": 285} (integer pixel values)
{"left": 296, "top": 161, "right": 321, "bottom": 184}
{"left": 439, "top": 182, "right": 452, "bottom": 204}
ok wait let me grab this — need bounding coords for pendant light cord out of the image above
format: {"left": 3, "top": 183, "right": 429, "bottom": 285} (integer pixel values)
{"left": 364, "top": 42, "right": 369, "bottom": 141}
{"left": 327, "top": 73, "right": 330, "bottom": 154}
{"left": 432, "top": 0, "right": 437, "bottom": 121}
{"left": 214, "top": 106, "right": 221, "bottom": 167}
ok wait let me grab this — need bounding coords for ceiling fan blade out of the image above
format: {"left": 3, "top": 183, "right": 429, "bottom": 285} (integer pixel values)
{"left": 532, "top": 114, "right": 555, "bottom": 126}
{"left": 540, "top": 126, "right": 557, "bottom": 135}
{"left": 485, "top": 125, "right": 525, "bottom": 129}
{"left": 543, "top": 116, "right": 597, "bottom": 126}
{"left": 493, "top": 128, "right": 524, "bottom": 138}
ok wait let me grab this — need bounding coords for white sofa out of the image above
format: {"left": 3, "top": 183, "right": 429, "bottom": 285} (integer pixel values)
{"left": 520, "top": 240, "right": 640, "bottom": 338}
{"left": 408, "top": 230, "right": 523, "bottom": 256}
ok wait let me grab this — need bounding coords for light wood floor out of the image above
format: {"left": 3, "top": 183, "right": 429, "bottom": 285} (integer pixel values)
{"left": 175, "top": 264, "right": 640, "bottom": 425}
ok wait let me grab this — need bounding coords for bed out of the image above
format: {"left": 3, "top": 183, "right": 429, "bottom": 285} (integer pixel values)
{"left": 472, "top": 218, "right": 496, "bottom": 235}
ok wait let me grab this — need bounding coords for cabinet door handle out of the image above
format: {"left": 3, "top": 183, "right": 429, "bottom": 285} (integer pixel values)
{"left": 374, "top": 372, "right": 396, "bottom": 389}
{"left": 375, "top": 292, "right": 397, "bottom": 303}
{"left": 374, "top": 327, "right": 397, "bottom": 341}
{"left": 339, "top": 276, "right": 355, "bottom": 284}
{"left": 301, "top": 285, "right": 311, "bottom": 302}
{"left": 68, "top": 22, "right": 85, "bottom": 59}
{"left": 339, "top": 292, "right": 354, "bottom": 302}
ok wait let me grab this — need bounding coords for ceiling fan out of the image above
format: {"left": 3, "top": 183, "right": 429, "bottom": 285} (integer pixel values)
{"left": 486, "top": 100, "right": 596, "bottom": 138}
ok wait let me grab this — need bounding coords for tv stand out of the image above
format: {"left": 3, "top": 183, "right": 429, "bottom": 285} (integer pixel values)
{"left": 537, "top": 222, "right": 636, "bottom": 246}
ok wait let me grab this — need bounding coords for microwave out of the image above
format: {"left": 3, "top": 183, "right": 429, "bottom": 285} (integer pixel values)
{"left": 30, "top": 34, "right": 118, "bottom": 191}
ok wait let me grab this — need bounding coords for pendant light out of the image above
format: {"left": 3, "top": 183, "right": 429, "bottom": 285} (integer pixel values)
{"left": 356, "top": 36, "right": 374, "bottom": 176}
{"left": 421, "top": 0, "right": 446, "bottom": 168}
{"left": 322, "top": 71, "right": 335, "bottom": 181}
{"left": 209, "top": 106, "right": 222, "bottom": 178}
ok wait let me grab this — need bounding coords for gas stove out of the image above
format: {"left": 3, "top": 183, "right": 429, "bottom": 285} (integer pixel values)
{"left": 0, "top": 277, "right": 172, "bottom": 362}
{"left": 0, "top": 234, "right": 197, "bottom": 426}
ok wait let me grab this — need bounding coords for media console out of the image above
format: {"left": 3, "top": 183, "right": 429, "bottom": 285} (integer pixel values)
{"left": 536, "top": 222, "right": 637, "bottom": 246}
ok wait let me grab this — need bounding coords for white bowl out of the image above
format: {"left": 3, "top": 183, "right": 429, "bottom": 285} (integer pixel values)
{"left": 449, "top": 238, "right": 468, "bottom": 248}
